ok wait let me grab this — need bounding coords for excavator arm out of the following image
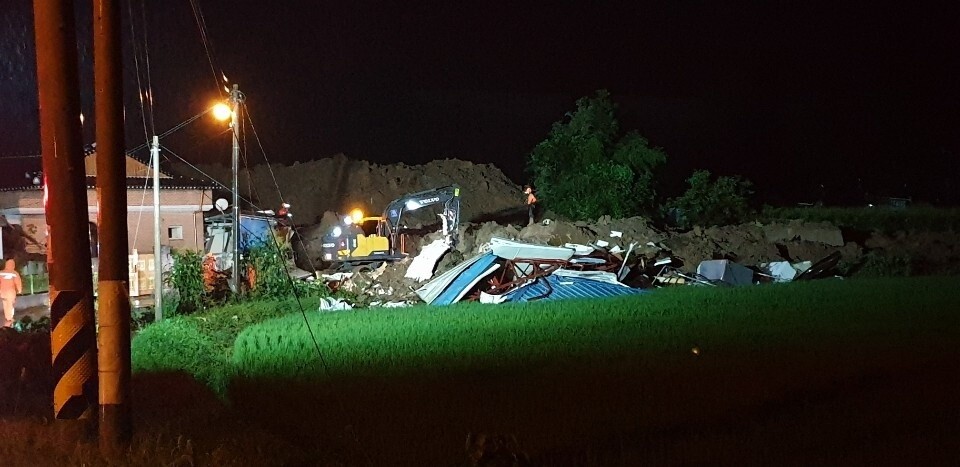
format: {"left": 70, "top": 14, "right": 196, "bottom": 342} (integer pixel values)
{"left": 319, "top": 185, "right": 461, "bottom": 266}
{"left": 382, "top": 185, "right": 461, "bottom": 246}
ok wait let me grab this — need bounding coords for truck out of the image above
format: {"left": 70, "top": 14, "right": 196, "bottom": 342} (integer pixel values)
{"left": 204, "top": 210, "right": 312, "bottom": 280}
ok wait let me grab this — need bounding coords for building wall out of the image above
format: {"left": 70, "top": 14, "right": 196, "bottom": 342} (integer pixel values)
{"left": 0, "top": 188, "right": 212, "bottom": 255}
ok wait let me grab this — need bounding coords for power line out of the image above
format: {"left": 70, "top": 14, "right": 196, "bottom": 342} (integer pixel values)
{"left": 126, "top": 0, "right": 150, "bottom": 146}
{"left": 243, "top": 102, "right": 320, "bottom": 274}
{"left": 138, "top": 0, "right": 157, "bottom": 136}
{"left": 188, "top": 0, "right": 225, "bottom": 97}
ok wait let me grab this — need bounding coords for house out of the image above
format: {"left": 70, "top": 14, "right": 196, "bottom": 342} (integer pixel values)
{"left": 0, "top": 145, "right": 215, "bottom": 295}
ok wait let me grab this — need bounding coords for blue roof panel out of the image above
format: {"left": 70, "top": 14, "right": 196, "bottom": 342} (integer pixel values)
{"left": 505, "top": 275, "right": 650, "bottom": 302}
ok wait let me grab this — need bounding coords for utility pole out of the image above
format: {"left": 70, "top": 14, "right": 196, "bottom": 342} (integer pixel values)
{"left": 94, "top": 0, "right": 132, "bottom": 454}
{"left": 151, "top": 136, "right": 162, "bottom": 321}
{"left": 33, "top": 0, "right": 98, "bottom": 426}
{"left": 229, "top": 85, "right": 243, "bottom": 294}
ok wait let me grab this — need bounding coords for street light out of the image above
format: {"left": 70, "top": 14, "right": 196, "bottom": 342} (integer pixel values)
{"left": 147, "top": 99, "right": 235, "bottom": 320}
{"left": 212, "top": 102, "right": 232, "bottom": 122}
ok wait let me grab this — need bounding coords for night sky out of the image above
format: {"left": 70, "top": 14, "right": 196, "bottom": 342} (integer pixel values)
{"left": 2, "top": 0, "right": 958, "bottom": 205}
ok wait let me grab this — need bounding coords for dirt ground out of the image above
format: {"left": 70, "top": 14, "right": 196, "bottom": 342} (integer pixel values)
{"left": 173, "top": 157, "right": 960, "bottom": 303}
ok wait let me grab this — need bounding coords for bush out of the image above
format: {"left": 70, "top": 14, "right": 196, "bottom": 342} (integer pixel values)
{"left": 853, "top": 252, "right": 915, "bottom": 278}
{"left": 666, "top": 170, "right": 753, "bottom": 228}
{"left": 131, "top": 317, "right": 231, "bottom": 394}
{"left": 131, "top": 296, "right": 321, "bottom": 395}
{"left": 167, "top": 250, "right": 208, "bottom": 314}
{"left": 246, "top": 245, "right": 330, "bottom": 300}
{"left": 527, "top": 90, "right": 667, "bottom": 221}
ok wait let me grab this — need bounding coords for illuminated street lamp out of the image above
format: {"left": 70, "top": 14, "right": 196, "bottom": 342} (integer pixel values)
{"left": 212, "top": 102, "right": 232, "bottom": 122}
{"left": 147, "top": 98, "right": 236, "bottom": 320}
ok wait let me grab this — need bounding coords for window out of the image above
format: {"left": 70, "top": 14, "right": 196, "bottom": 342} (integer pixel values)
{"left": 167, "top": 225, "right": 184, "bottom": 240}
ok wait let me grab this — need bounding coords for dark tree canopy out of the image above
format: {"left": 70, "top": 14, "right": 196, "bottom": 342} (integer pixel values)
{"left": 527, "top": 90, "right": 667, "bottom": 221}
{"left": 667, "top": 169, "right": 754, "bottom": 228}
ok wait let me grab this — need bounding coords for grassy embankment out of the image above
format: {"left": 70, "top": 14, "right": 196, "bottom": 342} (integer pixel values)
{"left": 3, "top": 276, "right": 959, "bottom": 465}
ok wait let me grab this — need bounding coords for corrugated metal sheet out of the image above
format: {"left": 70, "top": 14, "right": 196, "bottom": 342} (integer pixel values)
{"left": 416, "top": 252, "right": 490, "bottom": 304}
{"left": 505, "top": 275, "right": 650, "bottom": 302}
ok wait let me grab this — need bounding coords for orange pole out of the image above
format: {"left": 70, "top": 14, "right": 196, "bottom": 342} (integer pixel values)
{"left": 94, "top": 0, "right": 133, "bottom": 454}
{"left": 33, "top": 0, "right": 99, "bottom": 425}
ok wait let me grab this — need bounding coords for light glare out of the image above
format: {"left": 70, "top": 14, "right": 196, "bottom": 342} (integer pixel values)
{"left": 212, "top": 103, "right": 232, "bottom": 121}
{"left": 350, "top": 208, "right": 364, "bottom": 223}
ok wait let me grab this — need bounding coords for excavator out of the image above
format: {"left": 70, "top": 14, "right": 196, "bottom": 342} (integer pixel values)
{"left": 321, "top": 185, "right": 461, "bottom": 268}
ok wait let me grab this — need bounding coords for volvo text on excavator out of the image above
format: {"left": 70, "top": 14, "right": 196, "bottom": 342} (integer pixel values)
{"left": 321, "top": 185, "right": 461, "bottom": 267}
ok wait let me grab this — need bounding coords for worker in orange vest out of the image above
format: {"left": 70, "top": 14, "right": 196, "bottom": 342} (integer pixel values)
{"left": 1, "top": 259, "right": 23, "bottom": 327}
{"left": 524, "top": 185, "right": 538, "bottom": 226}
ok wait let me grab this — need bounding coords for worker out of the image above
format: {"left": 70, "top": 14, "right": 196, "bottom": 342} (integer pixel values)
{"left": 1, "top": 259, "right": 23, "bottom": 327}
{"left": 276, "top": 202, "right": 292, "bottom": 226}
{"left": 523, "top": 185, "right": 538, "bottom": 226}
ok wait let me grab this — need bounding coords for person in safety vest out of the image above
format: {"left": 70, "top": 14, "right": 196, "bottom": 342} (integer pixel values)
{"left": 0, "top": 259, "right": 23, "bottom": 327}
{"left": 523, "top": 185, "right": 538, "bottom": 226}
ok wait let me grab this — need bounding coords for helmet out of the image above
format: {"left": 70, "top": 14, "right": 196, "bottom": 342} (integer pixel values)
{"left": 282, "top": 203, "right": 291, "bottom": 208}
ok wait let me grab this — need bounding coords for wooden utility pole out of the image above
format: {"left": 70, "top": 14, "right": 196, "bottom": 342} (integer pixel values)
{"left": 33, "top": 0, "right": 98, "bottom": 424}
{"left": 94, "top": 0, "right": 132, "bottom": 453}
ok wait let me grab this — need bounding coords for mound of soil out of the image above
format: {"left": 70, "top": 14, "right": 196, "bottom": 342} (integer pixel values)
{"left": 173, "top": 154, "right": 960, "bottom": 302}
{"left": 174, "top": 154, "right": 525, "bottom": 225}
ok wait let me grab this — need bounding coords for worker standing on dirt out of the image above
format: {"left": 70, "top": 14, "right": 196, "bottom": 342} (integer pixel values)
{"left": 524, "top": 185, "right": 538, "bottom": 226}
{"left": 0, "top": 259, "right": 23, "bottom": 327}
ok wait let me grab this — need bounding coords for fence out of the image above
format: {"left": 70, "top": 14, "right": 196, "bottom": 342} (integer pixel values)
{"left": 18, "top": 253, "right": 158, "bottom": 297}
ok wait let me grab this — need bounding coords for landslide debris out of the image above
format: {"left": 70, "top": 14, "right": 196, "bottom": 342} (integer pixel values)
{"left": 172, "top": 155, "right": 959, "bottom": 303}
{"left": 175, "top": 154, "right": 526, "bottom": 225}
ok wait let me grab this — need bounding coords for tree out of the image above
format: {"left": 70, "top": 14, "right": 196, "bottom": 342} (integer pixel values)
{"left": 667, "top": 170, "right": 753, "bottom": 228}
{"left": 526, "top": 90, "right": 667, "bottom": 221}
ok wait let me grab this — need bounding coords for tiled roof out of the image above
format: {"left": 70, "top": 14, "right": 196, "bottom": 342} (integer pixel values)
{"left": 0, "top": 144, "right": 214, "bottom": 192}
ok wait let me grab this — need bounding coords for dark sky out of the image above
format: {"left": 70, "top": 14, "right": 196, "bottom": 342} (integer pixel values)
{"left": 2, "top": 0, "right": 958, "bottom": 205}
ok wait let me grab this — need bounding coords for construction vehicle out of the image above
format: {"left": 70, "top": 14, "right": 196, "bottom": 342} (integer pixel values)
{"left": 321, "top": 185, "right": 461, "bottom": 268}
{"left": 204, "top": 208, "right": 313, "bottom": 282}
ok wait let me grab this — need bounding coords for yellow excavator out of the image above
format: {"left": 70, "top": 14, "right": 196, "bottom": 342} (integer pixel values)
{"left": 320, "top": 185, "right": 461, "bottom": 267}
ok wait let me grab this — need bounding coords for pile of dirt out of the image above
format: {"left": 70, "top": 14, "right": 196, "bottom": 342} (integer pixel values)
{"left": 663, "top": 222, "right": 862, "bottom": 273}
{"left": 182, "top": 154, "right": 956, "bottom": 301}
{"left": 174, "top": 154, "right": 525, "bottom": 225}
{"left": 310, "top": 212, "right": 960, "bottom": 304}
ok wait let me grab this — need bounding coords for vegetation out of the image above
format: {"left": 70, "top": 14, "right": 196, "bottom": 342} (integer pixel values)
{"left": 130, "top": 317, "right": 232, "bottom": 394}
{"left": 131, "top": 296, "right": 321, "bottom": 393}
{"left": 762, "top": 205, "right": 960, "bottom": 233}
{"left": 3, "top": 276, "right": 958, "bottom": 464}
{"left": 125, "top": 276, "right": 959, "bottom": 392}
{"left": 527, "top": 89, "right": 667, "bottom": 221}
{"left": 246, "top": 245, "right": 330, "bottom": 300}
{"left": 165, "top": 243, "right": 329, "bottom": 318}
{"left": 167, "top": 250, "right": 207, "bottom": 314}
{"left": 666, "top": 169, "right": 754, "bottom": 228}
{"left": 231, "top": 276, "right": 956, "bottom": 380}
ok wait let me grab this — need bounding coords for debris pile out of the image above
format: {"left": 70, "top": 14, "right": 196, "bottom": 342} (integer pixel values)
{"left": 314, "top": 215, "right": 868, "bottom": 309}
{"left": 416, "top": 237, "right": 648, "bottom": 305}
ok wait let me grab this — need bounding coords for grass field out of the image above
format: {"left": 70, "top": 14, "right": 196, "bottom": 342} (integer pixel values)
{"left": 762, "top": 205, "right": 960, "bottom": 233}
{"left": 3, "top": 276, "right": 959, "bottom": 465}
